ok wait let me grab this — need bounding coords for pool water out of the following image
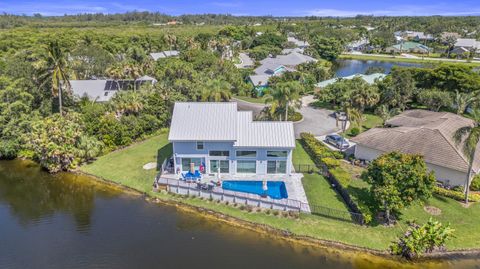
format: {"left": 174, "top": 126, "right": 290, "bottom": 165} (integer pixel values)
{"left": 222, "top": 181, "right": 288, "bottom": 199}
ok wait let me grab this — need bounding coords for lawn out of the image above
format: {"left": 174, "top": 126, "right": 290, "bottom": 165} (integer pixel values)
{"left": 233, "top": 95, "right": 267, "bottom": 104}
{"left": 346, "top": 113, "right": 383, "bottom": 137}
{"left": 339, "top": 54, "right": 480, "bottom": 67}
{"left": 80, "top": 132, "right": 480, "bottom": 251}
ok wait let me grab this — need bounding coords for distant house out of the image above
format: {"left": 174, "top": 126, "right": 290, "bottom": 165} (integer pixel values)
{"left": 346, "top": 38, "right": 369, "bottom": 52}
{"left": 440, "top": 32, "right": 461, "bottom": 42}
{"left": 235, "top": 52, "right": 255, "bottom": 69}
{"left": 394, "top": 31, "right": 434, "bottom": 42}
{"left": 453, "top": 38, "right": 480, "bottom": 54}
{"left": 287, "top": 37, "right": 309, "bottom": 49}
{"left": 315, "top": 73, "right": 386, "bottom": 89}
{"left": 351, "top": 110, "right": 480, "bottom": 186}
{"left": 69, "top": 76, "right": 157, "bottom": 102}
{"left": 248, "top": 52, "right": 316, "bottom": 93}
{"left": 150, "top": 50, "right": 180, "bottom": 61}
{"left": 386, "top": 41, "right": 432, "bottom": 54}
{"left": 168, "top": 102, "right": 295, "bottom": 176}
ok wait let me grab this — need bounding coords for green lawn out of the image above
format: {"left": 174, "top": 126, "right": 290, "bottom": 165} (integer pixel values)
{"left": 80, "top": 132, "right": 480, "bottom": 251}
{"left": 339, "top": 54, "right": 480, "bottom": 67}
{"left": 233, "top": 95, "right": 267, "bottom": 104}
{"left": 347, "top": 113, "right": 383, "bottom": 137}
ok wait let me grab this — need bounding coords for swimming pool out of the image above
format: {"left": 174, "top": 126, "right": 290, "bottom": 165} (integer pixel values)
{"left": 221, "top": 181, "right": 288, "bottom": 200}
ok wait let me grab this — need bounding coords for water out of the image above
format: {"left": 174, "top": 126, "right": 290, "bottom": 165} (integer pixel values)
{"left": 222, "top": 180, "right": 288, "bottom": 199}
{"left": 333, "top": 59, "right": 427, "bottom": 77}
{"left": 0, "top": 159, "right": 479, "bottom": 269}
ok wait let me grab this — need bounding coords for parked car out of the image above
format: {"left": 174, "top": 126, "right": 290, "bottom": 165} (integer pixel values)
{"left": 325, "top": 134, "right": 350, "bottom": 150}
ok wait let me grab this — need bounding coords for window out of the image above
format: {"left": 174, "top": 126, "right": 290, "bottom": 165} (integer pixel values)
{"left": 267, "top": 160, "right": 287, "bottom": 174}
{"left": 196, "top": 141, "right": 204, "bottom": 150}
{"left": 267, "top": 151, "right": 288, "bottom": 158}
{"left": 237, "top": 160, "right": 256, "bottom": 173}
{"left": 209, "top": 150, "right": 229, "bottom": 157}
{"left": 210, "top": 160, "right": 229, "bottom": 173}
{"left": 236, "top": 151, "right": 256, "bottom": 158}
{"left": 181, "top": 158, "right": 203, "bottom": 171}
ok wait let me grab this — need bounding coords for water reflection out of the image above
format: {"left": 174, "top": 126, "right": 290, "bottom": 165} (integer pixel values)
{"left": 333, "top": 59, "right": 428, "bottom": 77}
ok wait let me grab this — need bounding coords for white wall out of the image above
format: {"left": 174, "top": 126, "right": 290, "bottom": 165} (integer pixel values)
{"left": 354, "top": 144, "right": 469, "bottom": 186}
{"left": 172, "top": 141, "right": 293, "bottom": 175}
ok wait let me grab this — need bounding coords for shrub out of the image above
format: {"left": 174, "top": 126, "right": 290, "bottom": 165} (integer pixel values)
{"left": 349, "top": 127, "right": 360, "bottom": 137}
{"left": 471, "top": 175, "right": 480, "bottom": 191}
{"left": 321, "top": 157, "right": 340, "bottom": 168}
{"left": 330, "top": 167, "right": 351, "bottom": 186}
{"left": 433, "top": 186, "right": 480, "bottom": 202}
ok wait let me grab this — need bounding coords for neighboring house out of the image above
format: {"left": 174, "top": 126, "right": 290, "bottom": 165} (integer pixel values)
{"left": 248, "top": 52, "right": 316, "bottom": 93}
{"left": 69, "top": 76, "right": 157, "bottom": 102}
{"left": 168, "top": 102, "right": 296, "bottom": 176}
{"left": 450, "top": 46, "right": 470, "bottom": 57}
{"left": 351, "top": 110, "right": 480, "bottom": 186}
{"left": 287, "top": 37, "right": 309, "bottom": 49}
{"left": 150, "top": 50, "right": 180, "bottom": 60}
{"left": 235, "top": 52, "right": 254, "bottom": 69}
{"left": 453, "top": 38, "right": 480, "bottom": 53}
{"left": 386, "top": 42, "right": 432, "bottom": 54}
{"left": 394, "top": 31, "right": 434, "bottom": 42}
{"left": 315, "top": 73, "right": 386, "bottom": 89}
{"left": 440, "top": 32, "right": 461, "bottom": 42}
{"left": 346, "top": 38, "right": 369, "bottom": 52}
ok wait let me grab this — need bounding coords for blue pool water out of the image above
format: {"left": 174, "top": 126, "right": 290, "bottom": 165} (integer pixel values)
{"left": 222, "top": 181, "right": 288, "bottom": 200}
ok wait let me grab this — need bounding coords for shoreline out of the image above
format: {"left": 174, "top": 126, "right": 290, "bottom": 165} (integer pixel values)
{"left": 339, "top": 54, "right": 480, "bottom": 66}
{"left": 75, "top": 169, "right": 480, "bottom": 262}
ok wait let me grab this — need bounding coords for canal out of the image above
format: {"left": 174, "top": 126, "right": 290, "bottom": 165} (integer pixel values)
{"left": 333, "top": 59, "right": 428, "bottom": 77}
{"left": 0, "top": 160, "right": 479, "bottom": 269}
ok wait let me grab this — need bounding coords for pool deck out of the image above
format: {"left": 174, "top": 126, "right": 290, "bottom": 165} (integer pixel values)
{"left": 160, "top": 172, "right": 310, "bottom": 209}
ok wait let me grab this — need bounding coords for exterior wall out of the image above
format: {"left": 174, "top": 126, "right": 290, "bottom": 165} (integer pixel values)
{"left": 172, "top": 141, "right": 293, "bottom": 176}
{"left": 354, "top": 144, "right": 468, "bottom": 186}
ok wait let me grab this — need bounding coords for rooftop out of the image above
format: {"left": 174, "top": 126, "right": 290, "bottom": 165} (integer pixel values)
{"left": 150, "top": 50, "right": 180, "bottom": 60}
{"left": 315, "top": 73, "right": 386, "bottom": 88}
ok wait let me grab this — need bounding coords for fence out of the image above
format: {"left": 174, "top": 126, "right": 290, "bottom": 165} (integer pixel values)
{"left": 309, "top": 203, "right": 364, "bottom": 224}
{"left": 292, "top": 164, "right": 317, "bottom": 174}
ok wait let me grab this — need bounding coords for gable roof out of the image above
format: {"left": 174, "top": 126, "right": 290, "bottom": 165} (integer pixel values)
{"left": 287, "top": 37, "right": 309, "bottom": 47}
{"left": 392, "top": 42, "right": 431, "bottom": 51}
{"left": 168, "top": 102, "right": 295, "bottom": 148}
{"left": 254, "top": 52, "right": 316, "bottom": 75}
{"left": 454, "top": 38, "right": 480, "bottom": 49}
{"left": 70, "top": 80, "right": 121, "bottom": 102}
{"left": 315, "top": 73, "right": 386, "bottom": 88}
{"left": 352, "top": 110, "right": 480, "bottom": 173}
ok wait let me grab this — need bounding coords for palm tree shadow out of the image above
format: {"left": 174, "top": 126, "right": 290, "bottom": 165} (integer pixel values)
{"left": 156, "top": 143, "right": 173, "bottom": 172}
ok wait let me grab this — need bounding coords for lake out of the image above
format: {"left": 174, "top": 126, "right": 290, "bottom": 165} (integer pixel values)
{"left": 333, "top": 59, "right": 428, "bottom": 77}
{"left": 1, "top": 159, "right": 479, "bottom": 269}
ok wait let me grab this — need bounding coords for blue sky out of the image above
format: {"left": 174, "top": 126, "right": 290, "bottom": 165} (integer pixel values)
{"left": 1, "top": 0, "right": 479, "bottom": 17}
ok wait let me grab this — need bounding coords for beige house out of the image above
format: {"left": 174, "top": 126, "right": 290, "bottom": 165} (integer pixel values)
{"left": 351, "top": 110, "right": 480, "bottom": 186}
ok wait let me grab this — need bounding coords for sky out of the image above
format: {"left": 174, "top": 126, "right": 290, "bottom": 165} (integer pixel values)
{"left": 1, "top": 0, "right": 480, "bottom": 17}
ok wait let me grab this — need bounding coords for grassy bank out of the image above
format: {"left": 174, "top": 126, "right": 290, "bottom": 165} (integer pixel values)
{"left": 339, "top": 54, "right": 480, "bottom": 67}
{"left": 80, "top": 132, "right": 480, "bottom": 251}
{"left": 233, "top": 95, "right": 266, "bottom": 104}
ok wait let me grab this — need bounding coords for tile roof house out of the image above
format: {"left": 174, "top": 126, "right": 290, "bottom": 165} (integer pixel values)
{"left": 454, "top": 38, "right": 480, "bottom": 53}
{"left": 351, "top": 110, "right": 480, "bottom": 186}
{"left": 169, "top": 102, "right": 295, "bottom": 176}
{"left": 386, "top": 41, "right": 432, "bottom": 54}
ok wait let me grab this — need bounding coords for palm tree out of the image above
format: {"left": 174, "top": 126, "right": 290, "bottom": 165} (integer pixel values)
{"left": 39, "top": 41, "right": 72, "bottom": 116}
{"left": 375, "top": 105, "right": 400, "bottom": 125}
{"left": 454, "top": 90, "right": 478, "bottom": 115}
{"left": 453, "top": 109, "right": 480, "bottom": 204}
{"left": 264, "top": 81, "right": 302, "bottom": 121}
{"left": 201, "top": 79, "right": 232, "bottom": 102}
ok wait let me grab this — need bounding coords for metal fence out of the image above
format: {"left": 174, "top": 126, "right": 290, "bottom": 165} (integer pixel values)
{"left": 309, "top": 203, "right": 364, "bottom": 224}
{"left": 292, "top": 164, "right": 317, "bottom": 174}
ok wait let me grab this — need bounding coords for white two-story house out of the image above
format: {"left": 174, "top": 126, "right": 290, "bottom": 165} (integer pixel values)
{"left": 168, "top": 102, "right": 296, "bottom": 177}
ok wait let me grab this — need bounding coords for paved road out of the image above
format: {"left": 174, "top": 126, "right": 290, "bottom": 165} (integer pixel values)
{"left": 233, "top": 97, "right": 341, "bottom": 138}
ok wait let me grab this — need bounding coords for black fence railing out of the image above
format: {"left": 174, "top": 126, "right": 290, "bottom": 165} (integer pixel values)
{"left": 309, "top": 203, "right": 364, "bottom": 224}
{"left": 293, "top": 164, "right": 318, "bottom": 174}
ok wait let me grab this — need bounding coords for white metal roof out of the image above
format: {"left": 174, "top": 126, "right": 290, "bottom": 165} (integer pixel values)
{"left": 150, "top": 50, "right": 180, "bottom": 60}
{"left": 169, "top": 102, "right": 295, "bottom": 148}
{"left": 168, "top": 102, "right": 238, "bottom": 141}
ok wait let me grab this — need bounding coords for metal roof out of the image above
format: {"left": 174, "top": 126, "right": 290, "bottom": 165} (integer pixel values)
{"left": 150, "top": 50, "right": 180, "bottom": 60}
{"left": 168, "top": 102, "right": 295, "bottom": 148}
{"left": 315, "top": 73, "right": 386, "bottom": 88}
{"left": 70, "top": 80, "right": 119, "bottom": 102}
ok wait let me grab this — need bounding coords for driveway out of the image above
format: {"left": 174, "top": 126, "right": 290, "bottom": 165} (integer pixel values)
{"left": 233, "top": 96, "right": 341, "bottom": 138}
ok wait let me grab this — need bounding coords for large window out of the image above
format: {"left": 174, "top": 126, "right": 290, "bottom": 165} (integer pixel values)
{"left": 267, "top": 160, "right": 287, "bottom": 174}
{"left": 236, "top": 151, "right": 257, "bottom": 158}
{"left": 210, "top": 160, "right": 229, "bottom": 173}
{"left": 209, "top": 150, "right": 229, "bottom": 157}
{"left": 267, "top": 151, "right": 288, "bottom": 158}
{"left": 237, "top": 160, "right": 257, "bottom": 173}
{"left": 181, "top": 158, "right": 203, "bottom": 172}
{"left": 196, "top": 141, "right": 204, "bottom": 150}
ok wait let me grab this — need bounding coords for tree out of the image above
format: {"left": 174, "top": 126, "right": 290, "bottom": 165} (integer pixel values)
{"left": 39, "top": 40, "right": 72, "bottom": 116}
{"left": 390, "top": 218, "right": 455, "bottom": 259}
{"left": 377, "top": 68, "right": 416, "bottom": 110}
{"left": 375, "top": 105, "right": 399, "bottom": 125}
{"left": 453, "top": 109, "right": 480, "bottom": 203}
{"left": 349, "top": 77, "right": 380, "bottom": 112}
{"left": 200, "top": 79, "right": 232, "bottom": 102}
{"left": 264, "top": 81, "right": 302, "bottom": 121}
{"left": 417, "top": 89, "right": 453, "bottom": 112}
{"left": 454, "top": 90, "right": 478, "bottom": 115}
{"left": 310, "top": 36, "right": 343, "bottom": 61}
{"left": 362, "top": 152, "right": 436, "bottom": 223}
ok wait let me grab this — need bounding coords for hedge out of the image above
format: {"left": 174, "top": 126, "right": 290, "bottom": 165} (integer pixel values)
{"left": 434, "top": 186, "right": 480, "bottom": 202}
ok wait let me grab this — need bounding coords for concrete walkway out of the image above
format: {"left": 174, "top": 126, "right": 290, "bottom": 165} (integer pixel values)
{"left": 233, "top": 96, "right": 341, "bottom": 138}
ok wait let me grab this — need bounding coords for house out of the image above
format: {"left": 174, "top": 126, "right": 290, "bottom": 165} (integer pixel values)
{"left": 440, "top": 32, "right": 461, "bottom": 42}
{"left": 351, "top": 110, "right": 480, "bottom": 186}
{"left": 454, "top": 38, "right": 480, "bottom": 53}
{"left": 69, "top": 76, "right": 157, "bottom": 102}
{"left": 346, "top": 39, "right": 369, "bottom": 52}
{"left": 150, "top": 50, "right": 180, "bottom": 61}
{"left": 248, "top": 52, "right": 316, "bottom": 93}
{"left": 315, "top": 73, "right": 386, "bottom": 89}
{"left": 168, "top": 102, "right": 295, "bottom": 176}
{"left": 386, "top": 42, "right": 432, "bottom": 54}
{"left": 287, "top": 37, "right": 309, "bottom": 49}
{"left": 235, "top": 52, "right": 254, "bottom": 69}
{"left": 394, "top": 31, "right": 434, "bottom": 42}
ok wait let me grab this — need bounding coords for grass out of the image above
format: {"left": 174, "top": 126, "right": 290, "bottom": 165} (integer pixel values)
{"left": 339, "top": 54, "right": 480, "bottom": 67}
{"left": 80, "top": 132, "right": 480, "bottom": 251}
{"left": 233, "top": 95, "right": 267, "bottom": 104}
{"left": 346, "top": 113, "right": 383, "bottom": 138}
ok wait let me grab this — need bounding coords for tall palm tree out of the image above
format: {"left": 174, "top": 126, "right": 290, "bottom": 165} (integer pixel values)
{"left": 201, "top": 79, "right": 232, "bottom": 102}
{"left": 454, "top": 90, "right": 478, "bottom": 115}
{"left": 453, "top": 110, "right": 480, "bottom": 204}
{"left": 264, "top": 81, "right": 302, "bottom": 121}
{"left": 39, "top": 40, "right": 72, "bottom": 116}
